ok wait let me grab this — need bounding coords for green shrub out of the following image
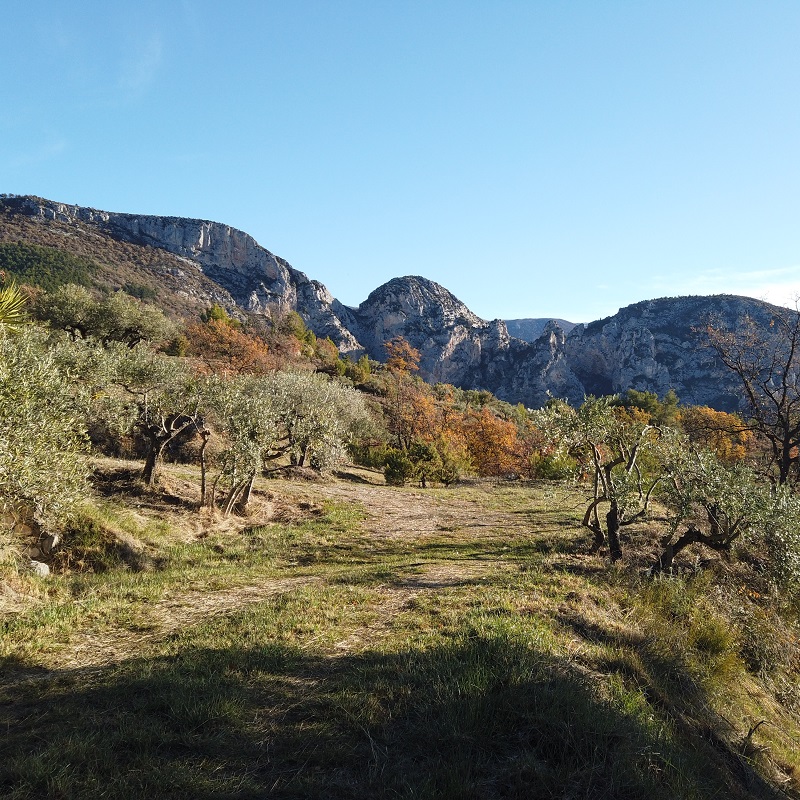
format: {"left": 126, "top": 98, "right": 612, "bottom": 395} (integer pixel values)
{"left": 529, "top": 451, "right": 577, "bottom": 480}
{"left": 383, "top": 449, "right": 416, "bottom": 486}
{"left": 0, "top": 242, "right": 98, "bottom": 291}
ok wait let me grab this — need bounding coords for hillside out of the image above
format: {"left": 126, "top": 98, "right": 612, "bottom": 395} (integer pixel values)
{"left": 0, "top": 194, "right": 792, "bottom": 411}
{"left": 2, "top": 460, "right": 799, "bottom": 799}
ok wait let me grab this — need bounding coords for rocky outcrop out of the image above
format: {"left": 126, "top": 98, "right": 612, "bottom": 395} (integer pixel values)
{"left": 8, "top": 196, "right": 363, "bottom": 352}
{"left": 349, "top": 276, "right": 496, "bottom": 383}
{"left": 564, "top": 295, "right": 775, "bottom": 410}
{"left": 3, "top": 196, "right": 788, "bottom": 411}
{"left": 348, "top": 277, "right": 588, "bottom": 406}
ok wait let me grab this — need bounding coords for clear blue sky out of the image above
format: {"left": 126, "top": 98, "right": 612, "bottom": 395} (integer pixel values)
{"left": 4, "top": 1, "right": 800, "bottom": 323}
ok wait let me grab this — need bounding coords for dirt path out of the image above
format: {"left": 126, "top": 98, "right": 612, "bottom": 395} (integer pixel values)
{"left": 4, "top": 476, "right": 533, "bottom": 681}
{"left": 278, "top": 477, "right": 532, "bottom": 655}
{"left": 285, "top": 476, "right": 531, "bottom": 543}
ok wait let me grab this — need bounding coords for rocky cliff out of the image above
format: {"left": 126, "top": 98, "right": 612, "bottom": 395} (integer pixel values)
{"left": 5, "top": 196, "right": 363, "bottom": 352}
{"left": 1, "top": 195, "right": 784, "bottom": 411}
{"left": 564, "top": 296, "right": 765, "bottom": 410}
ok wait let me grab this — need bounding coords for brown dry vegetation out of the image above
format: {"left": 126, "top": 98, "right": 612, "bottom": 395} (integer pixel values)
{"left": 0, "top": 204, "right": 227, "bottom": 319}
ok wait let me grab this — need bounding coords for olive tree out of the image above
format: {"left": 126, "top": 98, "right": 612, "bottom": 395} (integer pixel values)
{"left": 36, "top": 284, "right": 175, "bottom": 347}
{"left": 92, "top": 291, "right": 175, "bottom": 347}
{"left": 653, "top": 442, "right": 800, "bottom": 589}
{"left": 762, "top": 488, "right": 800, "bottom": 592}
{"left": 0, "top": 328, "right": 89, "bottom": 531}
{"left": 653, "top": 447, "right": 772, "bottom": 573}
{"left": 98, "top": 344, "right": 201, "bottom": 485}
{"left": 201, "top": 371, "right": 373, "bottom": 515}
{"left": 533, "top": 397, "right": 663, "bottom": 561}
{"left": 270, "top": 371, "right": 371, "bottom": 469}
{"left": 201, "top": 374, "right": 284, "bottom": 514}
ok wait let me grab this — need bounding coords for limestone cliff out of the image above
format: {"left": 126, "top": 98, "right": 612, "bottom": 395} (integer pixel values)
{"left": 564, "top": 295, "right": 773, "bottom": 410}
{"left": 349, "top": 276, "right": 495, "bottom": 383}
{"left": 2, "top": 195, "right": 788, "bottom": 412}
{"left": 8, "top": 196, "right": 363, "bottom": 352}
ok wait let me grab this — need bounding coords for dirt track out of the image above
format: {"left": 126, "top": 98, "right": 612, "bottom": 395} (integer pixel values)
{"left": 3, "top": 473, "right": 534, "bottom": 681}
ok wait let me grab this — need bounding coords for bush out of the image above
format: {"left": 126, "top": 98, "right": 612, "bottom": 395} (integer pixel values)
{"left": 528, "top": 451, "right": 577, "bottom": 480}
{"left": 0, "top": 328, "right": 89, "bottom": 531}
{"left": 383, "top": 449, "right": 416, "bottom": 486}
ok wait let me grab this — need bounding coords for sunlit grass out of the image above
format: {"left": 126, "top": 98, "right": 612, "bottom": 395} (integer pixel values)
{"left": 2, "top": 469, "right": 799, "bottom": 798}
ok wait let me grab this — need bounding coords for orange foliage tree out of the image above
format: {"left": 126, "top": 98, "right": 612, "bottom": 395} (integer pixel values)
{"left": 185, "top": 319, "right": 276, "bottom": 375}
{"left": 678, "top": 406, "right": 754, "bottom": 464}
{"left": 383, "top": 337, "right": 423, "bottom": 449}
{"left": 384, "top": 336, "right": 421, "bottom": 375}
{"left": 463, "top": 406, "right": 521, "bottom": 477}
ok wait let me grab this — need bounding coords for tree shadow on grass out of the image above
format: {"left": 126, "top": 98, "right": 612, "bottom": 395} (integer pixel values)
{"left": 0, "top": 629, "right": 782, "bottom": 800}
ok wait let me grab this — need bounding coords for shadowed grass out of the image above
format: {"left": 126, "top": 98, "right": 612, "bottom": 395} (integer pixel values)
{"left": 0, "top": 605, "right": 750, "bottom": 800}
{"left": 2, "top": 471, "right": 798, "bottom": 798}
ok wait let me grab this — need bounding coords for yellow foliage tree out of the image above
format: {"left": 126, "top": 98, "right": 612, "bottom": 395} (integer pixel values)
{"left": 679, "top": 406, "right": 754, "bottom": 464}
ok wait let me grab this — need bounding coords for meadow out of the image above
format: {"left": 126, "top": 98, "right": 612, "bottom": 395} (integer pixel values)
{"left": 2, "top": 461, "right": 798, "bottom": 799}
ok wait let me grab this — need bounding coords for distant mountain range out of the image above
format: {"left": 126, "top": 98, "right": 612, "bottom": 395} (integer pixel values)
{"left": 0, "top": 194, "right": 780, "bottom": 411}
{"left": 504, "top": 318, "right": 577, "bottom": 341}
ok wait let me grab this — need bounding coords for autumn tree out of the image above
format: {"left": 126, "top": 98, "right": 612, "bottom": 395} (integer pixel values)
{"left": 383, "top": 337, "right": 424, "bottom": 450}
{"left": 620, "top": 388, "right": 680, "bottom": 427}
{"left": 678, "top": 405, "right": 754, "bottom": 464}
{"left": 463, "top": 406, "right": 520, "bottom": 477}
{"left": 704, "top": 307, "right": 800, "bottom": 485}
{"left": 184, "top": 319, "right": 275, "bottom": 375}
{"left": 385, "top": 336, "right": 421, "bottom": 374}
{"left": 378, "top": 350, "right": 482, "bottom": 486}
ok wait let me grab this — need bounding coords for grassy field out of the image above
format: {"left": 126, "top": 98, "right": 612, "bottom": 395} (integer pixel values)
{"left": 1, "top": 462, "right": 799, "bottom": 799}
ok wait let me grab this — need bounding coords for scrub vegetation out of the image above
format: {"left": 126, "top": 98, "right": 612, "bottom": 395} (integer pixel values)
{"left": 1, "top": 257, "right": 799, "bottom": 799}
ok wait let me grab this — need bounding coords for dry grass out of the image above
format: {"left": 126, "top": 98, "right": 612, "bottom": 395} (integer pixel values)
{"left": 1, "top": 460, "right": 799, "bottom": 799}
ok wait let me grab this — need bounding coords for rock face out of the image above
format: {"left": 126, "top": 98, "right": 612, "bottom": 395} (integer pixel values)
{"left": 2, "top": 195, "right": 788, "bottom": 411}
{"left": 9, "top": 196, "right": 363, "bottom": 352}
{"left": 346, "top": 277, "right": 587, "bottom": 406}
{"left": 564, "top": 295, "right": 774, "bottom": 411}
{"left": 344, "top": 278, "right": 772, "bottom": 411}
{"left": 349, "top": 276, "right": 497, "bottom": 383}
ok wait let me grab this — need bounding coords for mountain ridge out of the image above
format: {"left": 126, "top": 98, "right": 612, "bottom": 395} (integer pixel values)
{"left": 0, "top": 194, "right": 786, "bottom": 411}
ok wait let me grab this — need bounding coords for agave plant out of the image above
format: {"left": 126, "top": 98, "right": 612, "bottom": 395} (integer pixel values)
{"left": 0, "top": 279, "right": 27, "bottom": 331}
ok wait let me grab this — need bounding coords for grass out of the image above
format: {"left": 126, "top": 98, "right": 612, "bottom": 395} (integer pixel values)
{"left": 1, "top": 463, "right": 799, "bottom": 799}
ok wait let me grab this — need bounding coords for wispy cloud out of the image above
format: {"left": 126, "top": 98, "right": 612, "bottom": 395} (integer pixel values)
{"left": 650, "top": 265, "right": 800, "bottom": 309}
{"left": 118, "top": 32, "right": 163, "bottom": 97}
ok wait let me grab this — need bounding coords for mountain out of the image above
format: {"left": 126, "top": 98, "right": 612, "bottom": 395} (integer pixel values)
{"left": 504, "top": 318, "right": 576, "bottom": 341}
{"left": 0, "top": 195, "right": 783, "bottom": 411}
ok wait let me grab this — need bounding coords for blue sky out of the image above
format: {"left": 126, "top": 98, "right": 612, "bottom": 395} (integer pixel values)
{"left": 4, "top": 1, "right": 800, "bottom": 323}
